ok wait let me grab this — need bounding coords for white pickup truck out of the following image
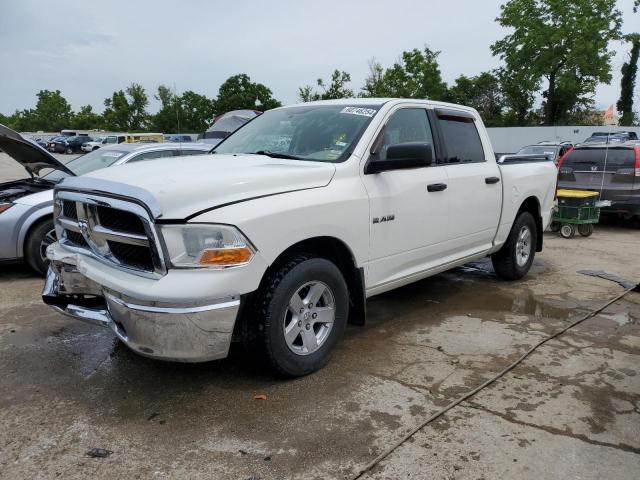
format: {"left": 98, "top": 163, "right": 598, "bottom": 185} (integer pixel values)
{"left": 43, "top": 99, "right": 557, "bottom": 376}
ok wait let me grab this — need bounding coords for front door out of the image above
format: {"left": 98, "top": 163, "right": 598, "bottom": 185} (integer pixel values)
{"left": 361, "top": 106, "right": 450, "bottom": 293}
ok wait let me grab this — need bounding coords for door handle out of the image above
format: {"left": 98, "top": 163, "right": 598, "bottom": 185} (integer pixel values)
{"left": 427, "top": 183, "right": 447, "bottom": 192}
{"left": 485, "top": 176, "right": 500, "bottom": 184}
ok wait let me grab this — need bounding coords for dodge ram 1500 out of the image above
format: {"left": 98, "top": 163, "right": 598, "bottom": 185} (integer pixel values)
{"left": 41, "top": 99, "right": 557, "bottom": 376}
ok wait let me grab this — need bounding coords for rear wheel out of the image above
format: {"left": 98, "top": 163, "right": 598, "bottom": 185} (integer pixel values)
{"left": 65, "top": 146, "right": 73, "bottom": 154}
{"left": 252, "top": 256, "right": 349, "bottom": 377}
{"left": 560, "top": 224, "right": 575, "bottom": 239}
{"left": 25, "top": 219, "right": 56, "bottom": 276}
{"left": 492, "top": 211, "right": 537, "bottom": 280}
{"left": 578, "top": 223, "right": 594, "bottom": 237}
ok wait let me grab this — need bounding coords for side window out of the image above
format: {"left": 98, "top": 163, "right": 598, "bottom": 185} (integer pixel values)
{"left": 375, "top": 108, "right": 435, "bottom": 161}
{"left": 439, "top": 117, "right": 485, "bottom": 164}
{"left": 127, "top": 150, "right": 174, "bottom": 163}
{"left": 175, "top": 149, "right": 207, "bottom": 156}
{"left": 117, "top": 136, "right": 126, "bottom": 144}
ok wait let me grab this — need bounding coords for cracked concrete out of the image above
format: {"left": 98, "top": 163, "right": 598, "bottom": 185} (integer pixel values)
{"left": 0, "top": 213, "right": 639, "bottom": 478}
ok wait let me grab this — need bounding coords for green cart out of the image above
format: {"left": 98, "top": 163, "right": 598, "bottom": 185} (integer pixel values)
{"left": 550, "top": 189, "right": 600, "bottom": 239}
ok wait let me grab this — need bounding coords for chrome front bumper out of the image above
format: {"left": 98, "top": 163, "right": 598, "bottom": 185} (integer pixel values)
{"left": 43, "top": 259, "right": 241, "bottom": 362}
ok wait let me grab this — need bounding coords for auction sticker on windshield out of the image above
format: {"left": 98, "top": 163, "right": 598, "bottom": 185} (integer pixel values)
{"left": 340, "top": 107, "right": 377, "bottom": 117}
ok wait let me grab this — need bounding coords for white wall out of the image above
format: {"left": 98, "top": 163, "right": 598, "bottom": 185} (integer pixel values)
{"left": 487, "top": 126, "right": 640, "bottom": 154}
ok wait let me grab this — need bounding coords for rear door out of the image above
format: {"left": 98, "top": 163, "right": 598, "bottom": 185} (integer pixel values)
{"left": 558, "top": 147, "right": 636, "bottom": 206}
{"left": 434, "top": 109, "right": 502, "bottom": 258}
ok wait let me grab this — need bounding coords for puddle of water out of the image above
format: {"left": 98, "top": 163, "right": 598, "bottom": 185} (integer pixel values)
{"left": 599, "top": 311, "right": 634, "bottom": 326}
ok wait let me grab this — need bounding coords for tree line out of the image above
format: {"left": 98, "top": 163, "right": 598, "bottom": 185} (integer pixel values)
{"left": 1, "top": 0, "right": 639, "bottom": 133}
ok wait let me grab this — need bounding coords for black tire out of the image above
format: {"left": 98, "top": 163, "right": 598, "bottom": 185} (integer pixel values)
{"left": 578, "top": 224, "right": 594, "bottom": 237}
{"left": 65, "top": 147, "right": 73, "bottom": 154}
{"left": 252, "top": 255, "right": 349, "bottom": 377}
{"left": 560, "top": 224, "right": 575, "bottom": 239}
{"left": 491, "top": 211, "right": 537, "bottom": 281}
{"left": 549, "top": 221, "right": 561, "bottom": 232}
{"left": 92, "top": 146, "right": 99, "bottom": 151}
{"left": 24, "top": 218, "right": 56, "bottom": 276}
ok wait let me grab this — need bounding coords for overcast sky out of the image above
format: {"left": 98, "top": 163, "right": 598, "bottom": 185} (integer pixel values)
{"left": 1, "top": 0, "right": 639, "bottom": 115}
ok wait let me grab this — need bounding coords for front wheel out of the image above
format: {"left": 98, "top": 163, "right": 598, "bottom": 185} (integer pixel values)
{"left": 25, "top": 219, "right": 56, "bottom": 276}
{"left": 253, "top": 256, "right": 349, "bottom": 377}
{"left": 492, "top": 211, "right": 537, "bottom": 281}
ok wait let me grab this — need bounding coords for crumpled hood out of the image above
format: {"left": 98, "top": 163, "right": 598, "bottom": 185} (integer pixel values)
{"left": 58, "top": 154, "right": 336, "bottom": 219}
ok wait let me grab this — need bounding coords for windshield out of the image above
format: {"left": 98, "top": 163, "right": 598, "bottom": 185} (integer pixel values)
{"left": 516, "top": 145, "right": 558, "bottom": 157}
{"left": 214, "top": 105, "right": 379, "bottom": 162}
{"left": 43, "top": 149, "right": 127, "bottom": 182}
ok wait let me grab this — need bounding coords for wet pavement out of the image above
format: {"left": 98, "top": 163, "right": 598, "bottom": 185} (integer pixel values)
{"left": 0, "top": 226, "right": 639, "bottom": 479}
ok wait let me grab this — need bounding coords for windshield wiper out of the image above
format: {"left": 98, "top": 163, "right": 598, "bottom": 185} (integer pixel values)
{"left": 252, "top": 150, "right": 303, "bottom": 160}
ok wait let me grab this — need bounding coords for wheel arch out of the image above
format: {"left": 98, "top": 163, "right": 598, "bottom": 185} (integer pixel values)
{"left": 255, "top": 236, "right": 366, "bottom": 326}
{"left": 517, "top": 196, "right": 543, "bottom": 252}
{"left": 17, "top": 207, "right": 53, "bottom": 258}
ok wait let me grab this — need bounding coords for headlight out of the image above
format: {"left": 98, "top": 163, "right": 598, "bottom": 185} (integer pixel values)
{"left": 160, "top": 224, "right": 255, "bottom": 269}
{"left": 0, "top": 203, "right": 13, "bottom": 214}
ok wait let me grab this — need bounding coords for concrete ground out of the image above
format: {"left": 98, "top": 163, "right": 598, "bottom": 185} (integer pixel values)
{"left": 1, "top": 154, "right": 639, "bottom": 479}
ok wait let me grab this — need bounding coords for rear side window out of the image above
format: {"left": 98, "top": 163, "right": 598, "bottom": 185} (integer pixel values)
{"left": 562, "top": 148, "right": 634, "bottom": 171}
{"left": 439, "top": 118, "right": 485, "bottom": 164}
{"left": 175, "top": 149, "right": 208, "bottom": 156}
{"left": 128, "top": 150, "right": 174, "bottom": 163}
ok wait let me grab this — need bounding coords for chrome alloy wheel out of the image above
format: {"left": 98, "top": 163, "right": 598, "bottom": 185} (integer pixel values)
{"left": 283, "top": 281, "right": 335, "bottom": 355}
{"left": 515, "top": 225, "right": 532, "bottom": 267}
{"left": 39, "top": 227, "right": 57, "bottom": 263}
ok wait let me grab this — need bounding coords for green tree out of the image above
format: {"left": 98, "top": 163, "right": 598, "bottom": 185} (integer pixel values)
{"left": 103, "top": 83, "right": 149, "bottom": 131}
{"left": 151, "top": 86, "right": 216, "bottom": 133}
{"left": 497, "top": 68, "right": 540, "bottom": 126}
{"left": 30, "top": 89, "right": 73, "bottom": 131}
{"left": 298, "top": 70, "right": 354, "bottom": 101}
{"left": 491, "top": 0, "right": 622, "bottom": 125}
{"left": 179, "top": 90, "right": 216, "bottom": 132}
{"left": 71, "top": 105, "right": 103, "bottom": 130}
{"left": 617, "top": 34, "right": 640, "bottom": 126}
{"left": 361, "top": 47, "right": 447, "bottom": 100}
{"left": 151, "top": 85, "right": 179, "bottom": 133}
{"left": 360, "top": 59, "right": 387, "bottom": 98}
{"left": 215, "top": 74, "right": 281, "bottom": 114}
{"left": 445, "top": 72, "right": 505, "bottom": 126}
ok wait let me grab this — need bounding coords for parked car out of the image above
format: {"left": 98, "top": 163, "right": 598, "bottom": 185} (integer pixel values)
{"left": 515, "top": 141, "right": 573, "bottom": 164}
{"left": 0, "top": 124, "right": 213, "bottom": 275}
{"left": 46, "top": 136, "right": 67, "bottom": 152}
{"left": 198, "top": 109, "right": 261, "bottom": 145}
{"left": 583, "top": 131, "right": 639, "bottom": 144}
{"left": 166, "top": 134, "right": 193, "bottom": 143}
{"left": 49, "top": 135, "right": 94, "bottom": 154}
{"left": 81, "top": 136, "right": 105, "bottom": 152}
{"left": 557, "top": 142, "right": 640, "bottom": 219}
{"left": 41, "top": 99, "right": 557, "bottom": 376}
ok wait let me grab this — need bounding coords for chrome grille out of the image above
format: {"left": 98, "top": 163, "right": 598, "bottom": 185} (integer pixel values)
{"left": 55, "top": 191, "right": 165, "bottom": 276}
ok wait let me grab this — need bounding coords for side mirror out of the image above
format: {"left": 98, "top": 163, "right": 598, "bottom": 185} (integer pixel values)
{"left": 365, "top": 142, "right": 433, "bottom": 174}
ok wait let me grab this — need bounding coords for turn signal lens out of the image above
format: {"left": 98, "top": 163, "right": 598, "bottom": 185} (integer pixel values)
{"left": 199, "top": 247, "right": 253, "bottom": 266}
{"left": 0, "top": 203, "right": 13, "bottom": 214}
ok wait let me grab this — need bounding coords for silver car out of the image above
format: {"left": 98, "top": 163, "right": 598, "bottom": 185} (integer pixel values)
{"left": 0, "top": 124, "right": 213, "bottom": 275}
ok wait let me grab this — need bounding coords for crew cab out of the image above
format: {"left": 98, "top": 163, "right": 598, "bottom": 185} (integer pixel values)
{"left": 42, "top": 99, "right": 557, "bottom": 377}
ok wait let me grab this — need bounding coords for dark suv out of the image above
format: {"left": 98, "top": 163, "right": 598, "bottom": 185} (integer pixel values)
{"left": 557, "top": 142, "right": 640, "bottom": 218}
{"left": 49, "top": 135, "right": 93, "bottom": 154}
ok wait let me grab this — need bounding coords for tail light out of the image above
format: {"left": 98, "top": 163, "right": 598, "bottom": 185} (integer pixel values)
{"left": 555, "top": 147, "right": 573, "bottom": 200}
{"left": 634, "top": 146, "right": 640, "bottom": 177}
{"left": 556, "top": 147, "right": 573, "bottom": 169}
